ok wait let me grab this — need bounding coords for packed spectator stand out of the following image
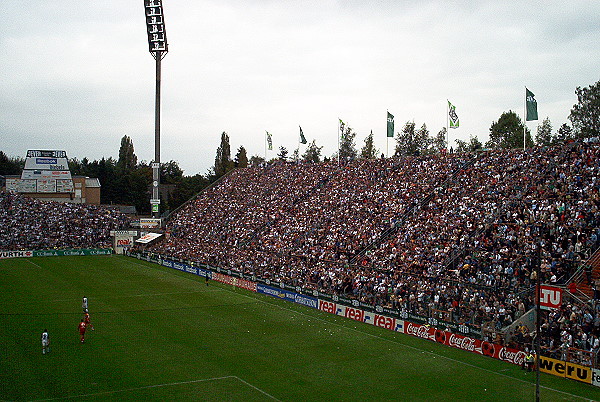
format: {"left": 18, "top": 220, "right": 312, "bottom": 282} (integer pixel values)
{"left": 149, "top": 141, "right": 600, "bottom": 366}
{"left": 0, "top": 192, "right": 130, "bottom": 250}
{"left": 1, "top": 140, "right": 598, "bottom": 367}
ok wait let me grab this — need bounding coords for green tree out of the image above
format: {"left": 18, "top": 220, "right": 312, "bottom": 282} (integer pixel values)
{"left": 360, "top": 130, "right": 378, "bottom": 159}
{"left": 302, "top": 140, "right": 323, "bottom": 163}
{"left": 395, "top": 121, "right": 416, "bottom": 156}
{"left": 121, "top": 167, "right": 151, "bottom": 214}
{"left": 161, "top": 160, "right": 184, "bottom": 184}
{"left": 168, "top": 174, "right": 209, "bottom": 211}
{"left": 432, "top": 127, "right": 447, "bottom": 152}
{"left": 555, "top": 123, "right": 575, "bottom": 144}
{"left": 277, "top": 146, "right": 289, "bottom": 161}
{"left": 117, "top": 135, "right": 138, "bottom": 171}
{"left": 214, "top": 132, "right": 233, "bottom": 177}
{"left": 339, "top": 123, "right": 358, "bottom": 160}
{"left": 95, "top": 157, "right": 119, "bottom": 205}
{"left": 235, "top": 146, "right": 248, "bottom": 168}
{"left": 454, "top": 138, "right": 468, "bottom": 153}
{"left": 468, "top": 135, "right": 483, "bottom": 151}
{"left": 414, "top": 123, "right": 431, "bottom": 155}
{"left": 249, "top": 155, "right": 265, "bottom": 167}
{"left": 0, "top": 151, "right": 24, "bottom": 175}
{"left": 292, "top": 148, "right": 300, "bottom": 162}
{"left": 569, "top": 80, "right": 600, "bottom": 139}
{"left": 487, "top": 110, "right": 532, "bottom": 149}
{"left": 454, "top": 135, "right": 482, "bottom": 153}
{"left": 535, "top": 117, "right": 553, "bottom": 146}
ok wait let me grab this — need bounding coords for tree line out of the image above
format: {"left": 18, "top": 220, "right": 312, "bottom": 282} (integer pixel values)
{"left": 1, "top": 80, "right": 598, "bottom": 214}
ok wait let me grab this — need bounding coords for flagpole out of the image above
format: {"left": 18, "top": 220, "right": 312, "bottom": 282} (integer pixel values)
{"left": 524, "top": 87, "right": 527, "bottom": 150}
{"left": 386, "top": 110, "right": 389, "bottom": 158}
{"left": 338, "top": 119, "right": 341, "bottom": 165}
{"left": 446, "top": 100, "right": 449, "bottom": 151}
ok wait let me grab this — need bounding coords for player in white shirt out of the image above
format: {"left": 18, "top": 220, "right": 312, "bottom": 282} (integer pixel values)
{"left": 82, "top": 296, "right": 88, "bottom": 313}
{"left": 41, "top": 329, "right": 50, "bottom": 354}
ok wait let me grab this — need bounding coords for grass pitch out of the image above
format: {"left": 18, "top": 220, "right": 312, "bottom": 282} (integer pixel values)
{"left": 0, "top": 255, "right": 598, "bottom": 401}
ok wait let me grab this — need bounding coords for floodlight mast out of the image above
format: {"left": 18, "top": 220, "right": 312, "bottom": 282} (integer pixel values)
{"left": 144, "top": 0, "right": 168, "bottom": 218}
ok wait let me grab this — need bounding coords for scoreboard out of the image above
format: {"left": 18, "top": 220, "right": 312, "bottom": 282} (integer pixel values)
{"left": 6, "top": 150, "right": 74, "bottom": 193}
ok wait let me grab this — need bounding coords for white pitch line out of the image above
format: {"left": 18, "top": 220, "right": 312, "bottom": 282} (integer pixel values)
{"left": 25, "top": 259, "right": 44, "bottom": 269}
{"left": 232, "top": 376, "right": 282, "bottom": 401}
{"left": 32, "top": 375, "right": 278, "bottom": 401}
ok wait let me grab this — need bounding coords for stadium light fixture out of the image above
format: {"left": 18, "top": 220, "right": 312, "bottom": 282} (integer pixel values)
{"left": 144, "top": 0, "right": 168, "bottom": 218}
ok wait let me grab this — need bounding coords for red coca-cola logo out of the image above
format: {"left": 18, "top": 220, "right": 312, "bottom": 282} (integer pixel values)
{"left": 498, "top": 347, "right": 526, "bottom": 365}
{"left": 448, "top": 334, "right": 477, "bottom": 352}
{"left": 406, "top": 323, "right": 434, "bottom": 340}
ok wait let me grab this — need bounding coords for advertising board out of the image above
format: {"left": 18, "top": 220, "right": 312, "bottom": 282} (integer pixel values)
{"left": 539, "top": 285, "right": 563, "bottom": 310}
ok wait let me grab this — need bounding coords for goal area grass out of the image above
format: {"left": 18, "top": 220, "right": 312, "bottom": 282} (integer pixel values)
{"left": 0, "top": 255, "right": 597, "bottom": 401}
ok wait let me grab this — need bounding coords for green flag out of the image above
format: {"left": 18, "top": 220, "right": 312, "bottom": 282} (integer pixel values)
{"left": 526, "top": 88, "right": 538, "bottom": 121}
{"left": 387, "top": 111, "right": 394, "bottom": 137}
{"left": 299, "top": 126, "right": 307, "bottom": 144}
{"left": 266, "top": 131, "right": 272, "bottom": 150}
{"left": 448, "top": 101, "right": 459, "bottom": 128}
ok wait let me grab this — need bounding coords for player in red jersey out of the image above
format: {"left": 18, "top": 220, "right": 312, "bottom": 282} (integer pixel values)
{"left": 78, "top": 319, "right": 86, "bottom": 343}
{"left": 84, "top": 310, "right": 94, "bottom": 331}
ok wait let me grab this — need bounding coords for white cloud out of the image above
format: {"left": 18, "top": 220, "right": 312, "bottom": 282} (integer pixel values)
{"left": 1, "top": 0, "right": 599, "bottom": 175}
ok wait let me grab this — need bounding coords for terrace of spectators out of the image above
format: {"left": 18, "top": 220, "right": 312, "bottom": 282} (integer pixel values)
{"left": 0, "top": 192, "right": 131, "bottom": 250}
{"left": 148, "top": 141, "right": 600, "bottom": 363}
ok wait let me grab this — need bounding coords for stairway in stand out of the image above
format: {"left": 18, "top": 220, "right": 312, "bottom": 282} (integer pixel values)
{"left": 570, "top": 248, "right": 600, "bottom": 299}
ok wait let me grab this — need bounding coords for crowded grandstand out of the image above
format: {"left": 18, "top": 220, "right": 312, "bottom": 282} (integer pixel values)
{"left": 145, "top": 141, "right": 600, "bottom": 367}
{"left": 2, "top": 140, "right": 599, "bottom": 370}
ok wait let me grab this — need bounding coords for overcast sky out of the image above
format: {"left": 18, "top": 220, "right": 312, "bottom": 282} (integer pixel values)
{"left": 1, "top": 1, "right": 599, "bottom": 175}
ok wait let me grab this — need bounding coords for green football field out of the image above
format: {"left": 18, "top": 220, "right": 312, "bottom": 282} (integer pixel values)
{"left": 0, "top": 255, "right": 598, "bottom": 401}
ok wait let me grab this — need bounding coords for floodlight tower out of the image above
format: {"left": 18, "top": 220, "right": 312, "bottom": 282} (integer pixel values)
{"left": 144, "top": 0, "right": 168, "bottom": 218}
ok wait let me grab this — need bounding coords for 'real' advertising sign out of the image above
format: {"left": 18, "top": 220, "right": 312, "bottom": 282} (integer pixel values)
{"left": 593, "top": 369, "right": 600, "bottom": 387}
{"left": 364, "top": 312, "right": 403, "bottom": 332}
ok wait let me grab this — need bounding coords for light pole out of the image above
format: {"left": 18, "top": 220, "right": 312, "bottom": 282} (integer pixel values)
{"left": 144, "top": 0, "right": 168, "bottom": 218}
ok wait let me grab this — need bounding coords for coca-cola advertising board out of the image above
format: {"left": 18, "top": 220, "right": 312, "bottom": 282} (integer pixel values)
{"left": 404, "top": 323, "right": 526, "bottom": 366}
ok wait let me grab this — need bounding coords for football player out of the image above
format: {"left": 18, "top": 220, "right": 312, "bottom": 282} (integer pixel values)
{"left": 41, "top": 329, "right": 50, "bottom": 354}
{"left": 78, "top": 319, "right": 86, "bottom": 343}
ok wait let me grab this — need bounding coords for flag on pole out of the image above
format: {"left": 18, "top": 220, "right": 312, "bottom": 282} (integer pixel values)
{"left": 339, "top": 118, "right": 345, "bottom": 140}
{"left": 526, "top": 88, "right": 538, "bottom": 121}
{"left": 448, "top": 101, "right": 459, "bottom": 128}
{"left": 299, "top": 126, "right": 307, "bottom": 144}
{"left": 266, "top": 131, "right": 272, "bottom": 150}
{"left": 387, "top": 111, "right": 394, "bottom": 137}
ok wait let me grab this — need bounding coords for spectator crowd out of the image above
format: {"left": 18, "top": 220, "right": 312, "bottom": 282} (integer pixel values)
{"left": 0, "top": 192, "right": 130, "bottom": 250}
{"left": 149, "top": 141, "right": 600, "bottom": 363}
{"left": 2, "top": 140, "right": 598, "bottom": 365}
